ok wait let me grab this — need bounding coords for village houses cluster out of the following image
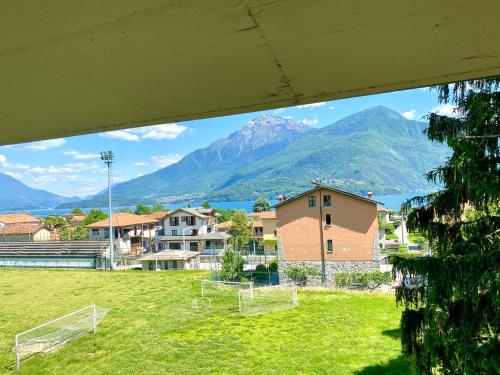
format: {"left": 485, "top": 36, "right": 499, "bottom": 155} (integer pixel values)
{"left": 0, "top": 185, "right": 400, "bottom": 284}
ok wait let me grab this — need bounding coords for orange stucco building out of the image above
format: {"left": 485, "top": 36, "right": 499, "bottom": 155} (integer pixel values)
{"left": 275, "top": 185, "right": 380, "bottom": 285}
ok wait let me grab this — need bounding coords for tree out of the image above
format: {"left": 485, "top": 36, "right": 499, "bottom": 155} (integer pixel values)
{"left": 201, "top": 200, "right": 211, "bottom": 209}
{"left": 389, "top": 78, "right": 500, "bottom": 374}
{"left": 284, "top": 264, "right": 320, "bottom": 286}
{"left": 134, "top": 204, "right": 153, "bottom": 215}
{"left": 71, "top": 207, "right": 84, "bottom": 215}
{"left": 253, "top": 196, "right": 271, "bottom": 212}
{"left": 81, "top": 209, "right": 108, "bottom": 226}
{"left": 220, "top": 249, "right": 244, "bottom": 281}
{"left": 118, "top": 207, "right": 133, "bottom": 213}
{"left": 228, "top": 211, "right": 252, "bottom": 252}
{"left": 152, "top": 203, "right": 168, "bottom": 212}
{"left": 215, "top": 208, "right": 238, "bottom": 223}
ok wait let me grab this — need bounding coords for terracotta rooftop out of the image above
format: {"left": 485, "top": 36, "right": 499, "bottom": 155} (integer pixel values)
{"left": 0, "top": 213, "right": 41, "bottom": 224}
{"left": 248, "top": 211, "right": 276, "bottom": 219}
{"left": 0, "top": 223, "right": 45, "bottom": 235}
{"left": 86, "top": 212, "right": 156, "bottom": 228}
{"left": 377, "top": 206, "right": 390, "bottom": 212}
{"left": 218, "top": 219, "right": 263, "bottom": 230}
{"left": 146, "top": 211, "right": 169, "bottom": 221}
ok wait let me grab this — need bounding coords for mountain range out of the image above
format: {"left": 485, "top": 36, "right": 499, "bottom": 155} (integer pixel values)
{"left": 0, "top": 172, "right": 76, "bottom": 211}
{"left": 55, "top": 106, "right": 449, "bottom": 209}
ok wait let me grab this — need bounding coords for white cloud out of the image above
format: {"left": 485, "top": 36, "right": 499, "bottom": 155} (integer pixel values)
{"left": 431, "top": 104, "right": 458, "bottom": 117}
{"left": 150, "top": 154, "right": 183, "bottom": 168}
{"left": 0, "top": 154, "right": 30, "bottom": 170}
{"left": 133, "top": 161, "right": 147, "bottom": 167}
{"left": 25, "top": 138, "right": 66, "bottom": 151}
{"left": 100, "top": 123, "right": 189, "bottom": 142}
{"left": 63, "top": 150, "right": 100, "bottom": 160}
{"left": 328, "top": 105, "right": 335, "bottom": 110}
{"left": 296, "top": 102, "right": 326, "bottom": 109}
{"left": 273, "top": 108, "right": 286, "bottom": 113}
{"left": 302, "top": 118, "right": 318, "bottom": 126}
{"left": 100, "top": 130, "right": 140, "bottom": 142}
{"left": 402, "top": 109, "right": 416, "bottom": 120}
{"left": 0, "top": 154, "right": 6, "bottom": 167}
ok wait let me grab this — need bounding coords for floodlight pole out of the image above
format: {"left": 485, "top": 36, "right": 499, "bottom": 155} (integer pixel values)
{"left": 101, "top": 151, "right": 114, "bottom": 270}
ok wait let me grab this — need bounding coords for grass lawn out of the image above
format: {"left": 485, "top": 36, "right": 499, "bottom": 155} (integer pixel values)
{"left": 0, "top": 269, "right": 414, "bottom": 374}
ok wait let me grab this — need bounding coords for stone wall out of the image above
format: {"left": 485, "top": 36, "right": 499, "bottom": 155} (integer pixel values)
{"left": 278, "top": 233, "right": 380, "bottom": 287}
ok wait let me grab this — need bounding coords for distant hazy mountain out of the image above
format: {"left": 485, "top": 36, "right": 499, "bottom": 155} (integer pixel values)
{"left": 58, "top": 107, "right": 449, "bottom": 208}
{"left": 0, "top": 172, "right": 74, "bottom": 211}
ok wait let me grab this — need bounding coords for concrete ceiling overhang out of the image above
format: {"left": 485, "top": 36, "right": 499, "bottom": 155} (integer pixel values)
{"left": 1, "top": 0, "right": 499, "bottom": 145}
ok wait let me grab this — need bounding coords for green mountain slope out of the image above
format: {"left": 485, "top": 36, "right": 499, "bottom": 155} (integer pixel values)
{"left": 59, "top": 106, "right": 449, "bottom": 208}
{"left": 0, "top": 172, "right": 74, "bottom": 211}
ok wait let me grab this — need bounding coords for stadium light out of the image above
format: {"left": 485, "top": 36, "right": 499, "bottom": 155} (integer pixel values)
{"left": 100, "top": 151, "right": 114, "bottom": 270}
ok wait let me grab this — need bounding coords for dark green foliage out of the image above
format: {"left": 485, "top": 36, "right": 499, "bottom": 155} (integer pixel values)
{"left": 152, "top": 203, "right": 168, "bottom": 212}
{"left": 334, "top": 271, "right": 392, "bottom": 290}
{"left": 255, "top": 264, "right": 267, "bottom": 272}
{"left": 134, "top": 204, "right": 153, "bottom": 215}
{"left": 390, "top": 78, "right": 500, "bottom": 374}
{"left": 81, "top": 209, "right": 108, "bottom": 226}
{"left": 284, "top": 264, "right": 321, "bottom": 286}
{"left": 215, "top": 208, "right": 238, "bottom": 223}
{"left": 201, "top": 200, "right": 211, "bottom": 209}
{"left": 70, "top": 207, "right": 84, "bottom": 215}
{"left": 268, "top": 260, "right": 278, "bottom": 272}
{"left": 227, "top": 211, "right": 252, "bottom": 252}
{"left": 220, "top": 249, "right": 244, "bottom": 281}
{"left": 253, "top": 197, "right": 271, "bottom": 212}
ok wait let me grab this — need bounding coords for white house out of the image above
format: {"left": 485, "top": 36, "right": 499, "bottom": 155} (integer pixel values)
{"left": 86, "top": 212, "right": 157, "bottom": 255}
{"left": 156, "top": 207, "right": 230, "bottom": 253}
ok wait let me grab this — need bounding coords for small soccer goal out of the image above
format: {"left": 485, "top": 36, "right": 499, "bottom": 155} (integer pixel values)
{"left": 200, "top": 279, "right": 254, "bottom": 299}
{"left": 14, "top": 304, "right": 107, "bottom": 369}
{"left": 238, "top": 284, "right": 299, "bottom": 315}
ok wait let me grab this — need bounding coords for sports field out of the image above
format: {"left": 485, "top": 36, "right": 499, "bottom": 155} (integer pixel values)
{"left": 0, "top": 269, "right": 414, "bottom": 374}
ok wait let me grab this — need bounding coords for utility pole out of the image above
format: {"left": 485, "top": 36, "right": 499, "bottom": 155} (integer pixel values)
{"left": 101, "top": 151, "right": 114, "bottom": 270}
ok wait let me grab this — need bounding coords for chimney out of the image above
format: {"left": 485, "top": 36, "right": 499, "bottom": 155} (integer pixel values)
{"left": 278, "top": 194, "right": 287, "bottom": 203}
{"left": 367, "top": 192, "right": 372, "bottom": 200}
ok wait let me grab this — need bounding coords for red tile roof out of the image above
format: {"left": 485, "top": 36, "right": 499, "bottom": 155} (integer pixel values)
{"left": 0, "top": 213, "right": 41, "bottom": 224}
{"left": 86, "top": 212, "right": 156, "bottom": 228}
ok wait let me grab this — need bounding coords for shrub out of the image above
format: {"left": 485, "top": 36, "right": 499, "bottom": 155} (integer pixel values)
{"left": 255, "top": 264, "right": 267, "bottom": 272}
{"left": 334, "top": 271, "right": 392, "bottom": 290}
{"left": 397, "top": 244, "right": 409, "bottom": 253}
{"left": 284, "top": 264, "right": 320, "bottom": 286}
{"left": 268, "top": 260, "right": 278, "bottom": 272}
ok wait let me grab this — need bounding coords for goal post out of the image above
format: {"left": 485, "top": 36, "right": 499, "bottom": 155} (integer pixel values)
{"left": 238, "top": 284, "right": 299, "bottom": 315}
{"left": 14, "top": 304, "right": 102, "bottom": 370}
{"left": 200, "top": 279, "right": 254, "bottom": 298}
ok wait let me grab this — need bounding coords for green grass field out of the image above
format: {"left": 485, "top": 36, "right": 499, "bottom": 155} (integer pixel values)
{"left": 0, "top": 269, "right": 414, "bottom": 374}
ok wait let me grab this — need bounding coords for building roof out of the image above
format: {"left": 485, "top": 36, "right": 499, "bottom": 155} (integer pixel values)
{"left": 273, "top": 184, "right": 382, "bottom": 208}
{"left": 377, "top": 206, "right": 390, "bottom": 212}
{"left": 248, "top": 211, "right": 276, "bottom": 219}
{"left": 86, "top": 212, "right": 156, "bottom": 228}
{"left": 166, "top": 207, "right": 209, "bottom": 219}
{"left": 146, "top": 211, "right": 169, "bottom": 221}
{"left": 218, "top": 220, "right": 262, "bottom": 230}
{"left": 0, "top": 223, "right": 45, "bottom": 235}
{"left": 0, "top": 213, "right": 41, "bottom": 224}
{"left": 158, "top": 232, "right": 231, "bottom": 241}
{"left": 140, "top": 250, "right": 201, "bottom": 261}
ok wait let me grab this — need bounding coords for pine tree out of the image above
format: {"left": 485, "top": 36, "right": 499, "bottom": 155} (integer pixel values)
{"left": 390, "top": 78, "right": 500, "bottom": 373}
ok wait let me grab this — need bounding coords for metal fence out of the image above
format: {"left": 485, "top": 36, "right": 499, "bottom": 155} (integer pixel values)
{"left": 200, "top": 279, "right": 254, "bottom": 299}
{"left": 14, "top": 305, "right": 106, "bottom": 369}
{"left": 238, "top": 284, "right": 298, "bottom": 315}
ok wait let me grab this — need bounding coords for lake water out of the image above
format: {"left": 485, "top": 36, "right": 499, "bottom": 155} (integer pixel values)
{"left": 1, "top": 192, "right": 428, "bottom": 217}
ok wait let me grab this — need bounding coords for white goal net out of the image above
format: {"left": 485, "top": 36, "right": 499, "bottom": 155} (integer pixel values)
{"left": 238, "top": 284, "right": 299, "bottom": 315}
{"left": 200, "top": 279, "right": 254, "bottom": 299}
{"left": 14, "top": 305, "right": 107, "bottom": 369}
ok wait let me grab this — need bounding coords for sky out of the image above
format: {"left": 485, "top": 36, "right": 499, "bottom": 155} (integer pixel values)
{"left": 0, "top": 87, "right": 455, "bottom": 198}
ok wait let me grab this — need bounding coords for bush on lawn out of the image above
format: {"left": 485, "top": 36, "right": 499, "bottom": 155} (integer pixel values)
{"left": 284, "top": 264, "right": 320, "bottom": 286}
{"left": 334, "top": 271, "right": 392, "bottom": 291}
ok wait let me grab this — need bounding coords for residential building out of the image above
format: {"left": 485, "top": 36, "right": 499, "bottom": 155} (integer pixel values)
{"left": 140, "top": 250, "right": 201, "bottom": 271}
{"left": 274, "top": 184, "right": 380, "bottom": 286}
{"left": 377, "top": 206, "right": 390, "bottom": 250}
{"left": 157, "top": 207, "right": 229, "bottom": 254}
{"left": 0, "top": 213, "right": 41, "bottom": 226}
{"left": 0, "top": 223, "right": 52, "bottom": 242}
{"left": 248, "top": 211, "right": 278, "bottom": 253}
{"left": 86, "top": 212, "right": 157, "bottom": 255}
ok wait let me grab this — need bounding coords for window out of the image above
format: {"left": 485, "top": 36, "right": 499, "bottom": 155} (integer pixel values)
{"left": 114, "top": 229, "right": 119, "bottom": 239}
{"left": 169, "top": 242, "right": 181, "bottom": 250}
{"left": 172, "top": 260, "right": 178, "bottom": 269}
{"left": 207, "top": 227, "right": 212, "bottom": 233}
{"left": 169, "top": 217, "right": 179, "bottom": 226}
{"left": 308, "top": 196, "right": 316, "bottom": 207}
{"left": 192, "top": 229, "right": 198, "bottom": 236}
{"left": 171, "top": 229, "right": 178, "bottom": 236}
{"left": 190, "top": 242, "right": 198, "bottom": 251}
{"left": 325, "top": 214, "right": 332, "bottom": 226}
{"left": 187, "top": 216, "right": 196, "bottom": 225}
{"left": 327, "top": 240, "right": 333, "bottom": 253}
{"left": 323, "top": 195, "right": 331, "bottom": 207}
{"left": 91, "top": 229, "right": 99, "bottom": 236}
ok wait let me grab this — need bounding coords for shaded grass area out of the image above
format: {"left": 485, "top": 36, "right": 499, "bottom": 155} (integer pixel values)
{"left": 0, "top": 269, "right": 414, "bottom": 374}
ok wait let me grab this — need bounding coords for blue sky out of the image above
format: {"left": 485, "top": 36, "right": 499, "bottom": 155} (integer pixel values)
{"left": 0, "top": 87, "right": 455, "bottom": 198}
